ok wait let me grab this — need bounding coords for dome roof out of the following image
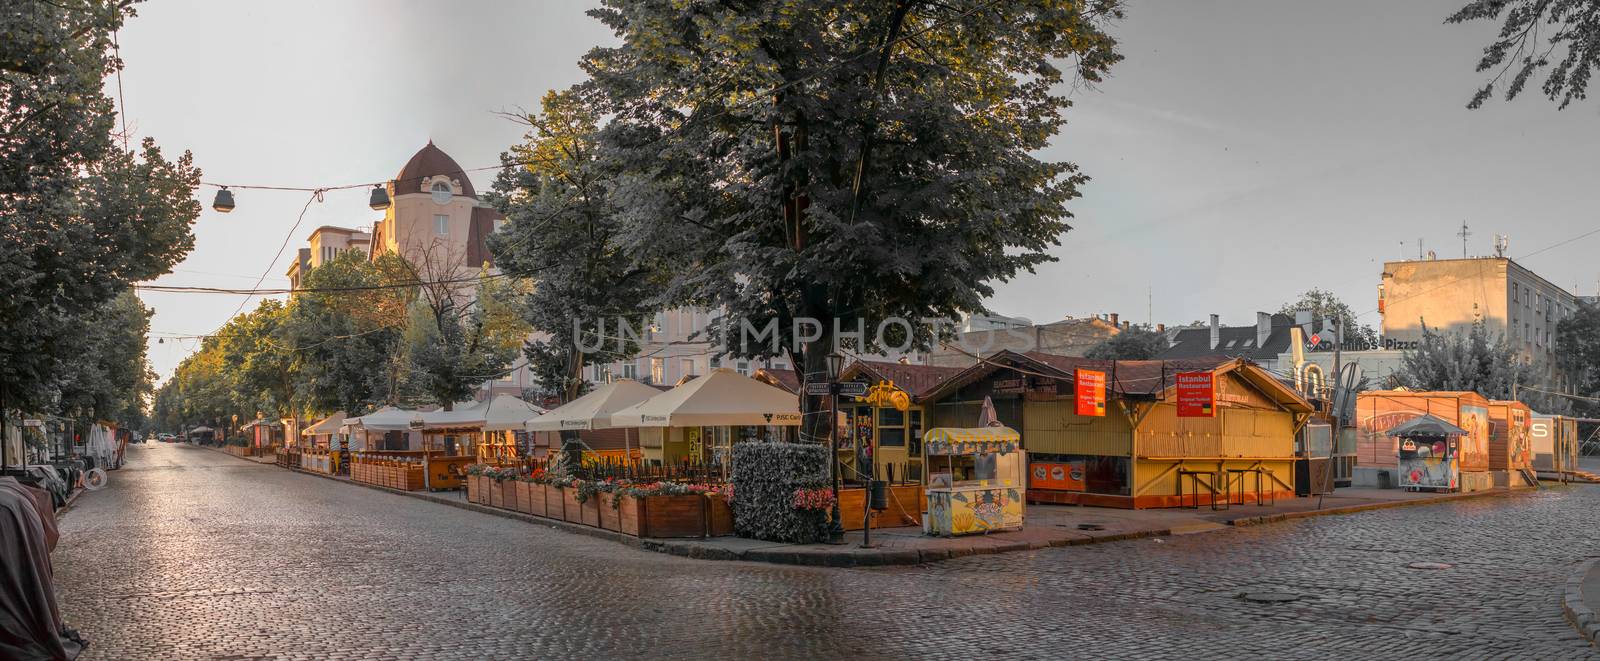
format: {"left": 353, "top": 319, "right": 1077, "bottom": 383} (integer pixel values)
{"left": 393, "top": 141, "right": 475, "bottom": 198}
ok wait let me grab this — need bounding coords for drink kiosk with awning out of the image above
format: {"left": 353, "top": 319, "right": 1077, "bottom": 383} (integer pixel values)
{"left": 1389, "top": 414, "right": 1470, "bottom": 492}
{"left": 922, "top": 427, "right": 1025, "bottom": 536}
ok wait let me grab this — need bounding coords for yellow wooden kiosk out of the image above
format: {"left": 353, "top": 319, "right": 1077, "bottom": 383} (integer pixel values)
{"left": 922, "top": 427, "right": 1026, "bottom": 536}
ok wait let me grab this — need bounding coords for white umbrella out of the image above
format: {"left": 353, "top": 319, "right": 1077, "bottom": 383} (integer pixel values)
{"left": 482, "top": 395, "right": 547, "bottom": 431}
{"left": 609, "top": 368, "right": 801, "bottom": 428}
{"left": 527, "top": 380, "right": 661, "bottom": 431}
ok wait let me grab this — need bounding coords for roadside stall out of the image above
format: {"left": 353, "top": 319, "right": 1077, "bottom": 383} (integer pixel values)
{"left": 341, "top": 406, "right": 415, "bottom": 452}
{"left": 296, "top": 412, "right": 346, "bottom": 475}
{"left": 1356, "top": 390, "right": 1491, "bottom": 491}
{"left": 1487, "top": 400, "right": 1536, "bottom": 487}
{"left": 1530, "top": 414, "right": 1580, "bottom": 481}
{"left": 923, "top": 426, "right": 1026, "bottom": 536}
{"left": 527, "top": 380, "right": 661, "bottom": 461}
{"left": 473, "top": 395, "right": 545, "bottom": 465}
{"left": 1388, "top": 414, "right": 1469, "bottom": 492}
{"left": 611, "top": 368, "right": 801, "bottom": 471}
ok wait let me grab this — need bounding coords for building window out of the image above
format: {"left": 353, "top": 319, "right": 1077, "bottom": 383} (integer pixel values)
{"left": 431, "top": 181, "right": 452, "bottom": 205}
{"left": 650, "top": 357, "right": 665, "bottom": 384}
{"left": 621, "top": 362, "right": 638, "bottom": 380}
{"left": 434, "top": 214, "right": 449, "bottom": 235}
{"left": 710, "top": 356, "right": 722, "bottom": 369}
{"left": 736, "top": 360, "right": 750, "bottom": 376}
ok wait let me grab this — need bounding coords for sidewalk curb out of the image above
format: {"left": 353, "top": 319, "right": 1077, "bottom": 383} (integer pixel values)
{"left": 1562, "top": 557, "right": 1600, "bottom": 647}
{"left": 233, "top": 447, "right": 1532, "bottom": 569}
{"left": 1226, "top": 489, "right": 1510, "bottom": 527}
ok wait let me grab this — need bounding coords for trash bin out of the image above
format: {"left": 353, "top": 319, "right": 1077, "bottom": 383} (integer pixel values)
{"left": 1376, "top": 470, "right": 1392, "bottom": 490}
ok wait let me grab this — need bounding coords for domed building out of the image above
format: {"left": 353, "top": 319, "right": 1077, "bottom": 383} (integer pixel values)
{"left": 285, "top": 141, "right": 502, "bottom": 289}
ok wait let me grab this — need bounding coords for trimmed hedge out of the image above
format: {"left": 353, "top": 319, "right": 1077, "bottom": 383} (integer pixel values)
{"left": 731, "top": 441, "right": 830, "bottom": 543}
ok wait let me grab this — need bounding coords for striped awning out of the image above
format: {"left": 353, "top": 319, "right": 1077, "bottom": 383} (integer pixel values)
{"left": 923, "top": 426, "right": 1020, "bottom": 456}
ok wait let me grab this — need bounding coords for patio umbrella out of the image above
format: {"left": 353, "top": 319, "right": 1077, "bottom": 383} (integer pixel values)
{"left": 976, "top": 396, "right": 1002, "bottom": 427}
{"left": 609, "top": 368, "right": 802, "bottom": 428}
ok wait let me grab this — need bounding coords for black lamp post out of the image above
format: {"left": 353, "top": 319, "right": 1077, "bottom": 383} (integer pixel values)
{"left": 824, "top": 352, "right": 845, "bottom": 543}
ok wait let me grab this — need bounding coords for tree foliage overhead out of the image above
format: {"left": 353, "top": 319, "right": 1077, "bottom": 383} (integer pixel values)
{"left": 1448, "top": 0, "right": 1600, "bottom": 109}
{"left": 1278, "top": 288, "right": 1378, "bottom": 345}
{"left": 282, "top": 250, "right": 410, "bottom": 416}
{"left": 488, "top": 90, "right": 653, "bottom": 402}
{"left": 1554, "top": 301, "right": 1600, "bottom": 415}
{"left": 576, "top": 0, "right": 1122, "bottom": 435}
{"left": 1397, "top": 320, "right": 1555, "bottom": 409}
{"left": 1, "top": 0, "right": 201, "bottom": 413}
{"left": 1084, "top": 325, "right": 1168, "bottom": 360}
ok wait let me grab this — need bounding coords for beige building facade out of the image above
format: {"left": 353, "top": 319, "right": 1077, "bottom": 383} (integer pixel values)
{"left": 1379, "top": 257, "right": 1577, "bottom": 362}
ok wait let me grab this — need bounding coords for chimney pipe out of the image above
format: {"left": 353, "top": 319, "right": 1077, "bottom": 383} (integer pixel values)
{"left": 1109, "top": 312, "right": 1119, "bottom": 327}
{"left": 1156, "top": 323, "right": 1165, "bottom": 333}
{"left": 1257, "top": 312, "right": 1271, "bottom": 348}
{"left": 1122, "top": 321, "right": 1130, "bottom": 330}
{"left": 1209, "top": 314, "right": 1221, "bottom": 350}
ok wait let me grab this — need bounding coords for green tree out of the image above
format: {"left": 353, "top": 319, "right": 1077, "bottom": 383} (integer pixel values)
{"left": 1554, "top": 301, "right": 1600, "bottom": 415}
{"left": 1084, "top": 325, "right": 1168, "bottom": 360}
{"left": 488, "top": 89, "right": 653, "bottom": 402}
{"left": 1, "top": 2, "right": 201, "bottom": 413}
{"left": 53, "top": 291, "right": 155, "bottom": 424}
{"left": 1448, "top": 0, "right": 1600, "bottom": 109}
{"left": 1279, "top": 289, "right": 1378, "bottom": 345}
{"left": 402, "top": 273, "right": 524, "bottom": 409}
{"left": 283, "top": 251, "right": 409, "bottom": 416}
{"left": 579, "top": 0, "right": 1122, "bottom": 438}
{"left": 1397, "top": 320, "right": 1548, "bottom": 403}
{"left": 215, "top": 300, "right": 297, "bottom": 421}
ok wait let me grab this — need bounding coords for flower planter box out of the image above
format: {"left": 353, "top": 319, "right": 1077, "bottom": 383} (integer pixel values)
{"left": 616, "top": 495, "right": 642, "bottom": 537}
{"left": 476, "top": 476, "right": 490, "bottom": 504}
{"left": 516, "top": 481, "right": 537, "bottom": 515}
{"left": 839, "top": 485, "right": 923, "bottom": 530}
{"left": 598, "top": 493, "right": 622, "bottom": 531}
{"left": 502, "top": 480, "right": 519, "bottom": 512}
{"left": 640, "top": 494, "right": 707, "bottom": 539}
{"left": 545, "top": 485, "right": 564, "bottom": 520}
{"left": 561, "top": 489, "right": 584, "bottom": 525}
{"left": 490, "top": 480, "right": 505, "bottom": 509}
{"left": 580, "top": 495, "right": 601, "bottom": 528}
{"left": 465, "top": 475, "right": 480, "bottom": 503}
{"left": 706, "top": 494, "right": 735, "bottom": 537}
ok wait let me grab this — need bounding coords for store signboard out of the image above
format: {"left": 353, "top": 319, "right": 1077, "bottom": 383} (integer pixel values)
{"left": 1030, "top": 460, "right": 1086, "bottom": 491}
{"left": 1074, "top": 369, "right": 1106, "bottom": 417}
{"left": 1175, "top": 371, "right": 1216, "bottom": 418}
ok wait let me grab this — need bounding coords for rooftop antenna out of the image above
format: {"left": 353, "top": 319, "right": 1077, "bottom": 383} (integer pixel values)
{"left": 1493, "top": 234, "right": 1509, "bottom": 258}
{"left": 1458, "top": 221, "right": 1471, "bottom": 258}
{"left": 1417, "top": 237, "right": 1424, "bottom": 260}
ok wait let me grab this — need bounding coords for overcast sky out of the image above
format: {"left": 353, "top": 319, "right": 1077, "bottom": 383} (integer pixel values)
{"left": 121, "top": 0, "right": 1600, "bottom": 381}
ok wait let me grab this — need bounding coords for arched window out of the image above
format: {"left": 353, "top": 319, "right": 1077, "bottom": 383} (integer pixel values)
{"left": 431, "top": 181, "right": 452, "bottom": 205}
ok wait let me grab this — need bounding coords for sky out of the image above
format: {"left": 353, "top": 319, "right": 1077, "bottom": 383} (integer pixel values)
{"left": 119, "top": 0, "right": 1600, "bottom": 382}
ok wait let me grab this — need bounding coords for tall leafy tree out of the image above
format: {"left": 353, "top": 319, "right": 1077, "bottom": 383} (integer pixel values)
{"left": 402, "top": 273, "right": 525, "bottom": 409}
{"left": 488, "top": 89, "right": 652, "bottom": 403}
{"left": 1554, "top": 301, "right": 1600, "bottom": 415}
{"left": 1278, "top": 288, "right": 1378, "bottom": 345}
{"left": 580, "top": 0, "right": 1122, "bottom": 438}
{"left": 1397, "top": 320, "right": 1553, "bottom": 407}
{"left": 283, "top": 251, "right": 409, "bottom": 416}
{"left": 54, "top": 291, "right": 155, "bottom": 424}
{"left": 1, "top": 1, "right": 201, "bottom": 413}
{"left": 215, "top": 300, "right": 297, "bottom": 421}
{"left": 1448, "top": 0, "right": 1600, "bottom": 109}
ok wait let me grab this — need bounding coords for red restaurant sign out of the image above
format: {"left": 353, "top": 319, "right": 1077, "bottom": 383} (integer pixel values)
{"left": 1074, "top": 369, "right": 1107, "bottom": 417}
{"left": 1175, "top": 371, "right": 1215, "bottom": 417}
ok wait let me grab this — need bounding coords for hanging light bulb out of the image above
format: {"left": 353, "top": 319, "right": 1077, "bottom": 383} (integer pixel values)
{"left": 212, "top": 187, "right": 235, "bottom": 213}
{"left": 368, "top": 184, "right": 390, "bottom": 211}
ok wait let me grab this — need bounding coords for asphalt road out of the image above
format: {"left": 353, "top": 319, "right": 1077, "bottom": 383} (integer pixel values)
{"left": 52, "top": 442, "right": 1600, "bottom": 659}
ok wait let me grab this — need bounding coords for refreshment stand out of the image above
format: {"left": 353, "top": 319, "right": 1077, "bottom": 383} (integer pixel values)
{"left": 1389, "top": 414, "right": 1469, "bottom": 492}
{"left": 922, "top": 426, "right": 1025, "bottom": 536}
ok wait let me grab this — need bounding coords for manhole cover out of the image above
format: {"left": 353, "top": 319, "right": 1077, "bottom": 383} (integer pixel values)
{"left": 1077, "top": 523, "right": 1105, "bottom": 531}
{"left": 1407, "top": 562, "right": 1453, "bottom": 570}
{"left": 1239, "top": 592, "right": 1300, "bottom": 603}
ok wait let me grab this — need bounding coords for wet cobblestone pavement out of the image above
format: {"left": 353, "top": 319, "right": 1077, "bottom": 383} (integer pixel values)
{"left": 54, "top": 443, "right": 1600, "bottom": 659}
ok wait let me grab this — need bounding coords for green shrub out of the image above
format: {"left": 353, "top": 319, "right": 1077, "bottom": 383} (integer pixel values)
{"left": 731, "top": 442, "right": 830, "bottom": 543}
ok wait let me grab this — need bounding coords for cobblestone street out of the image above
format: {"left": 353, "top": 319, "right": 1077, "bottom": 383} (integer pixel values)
{"left": 53, "top": 443, "right": 1599, "bottom": 659}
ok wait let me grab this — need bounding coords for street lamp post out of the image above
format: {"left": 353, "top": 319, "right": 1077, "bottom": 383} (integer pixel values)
{"left": 825, "top": 352, "right": 845, "bottom": 544}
